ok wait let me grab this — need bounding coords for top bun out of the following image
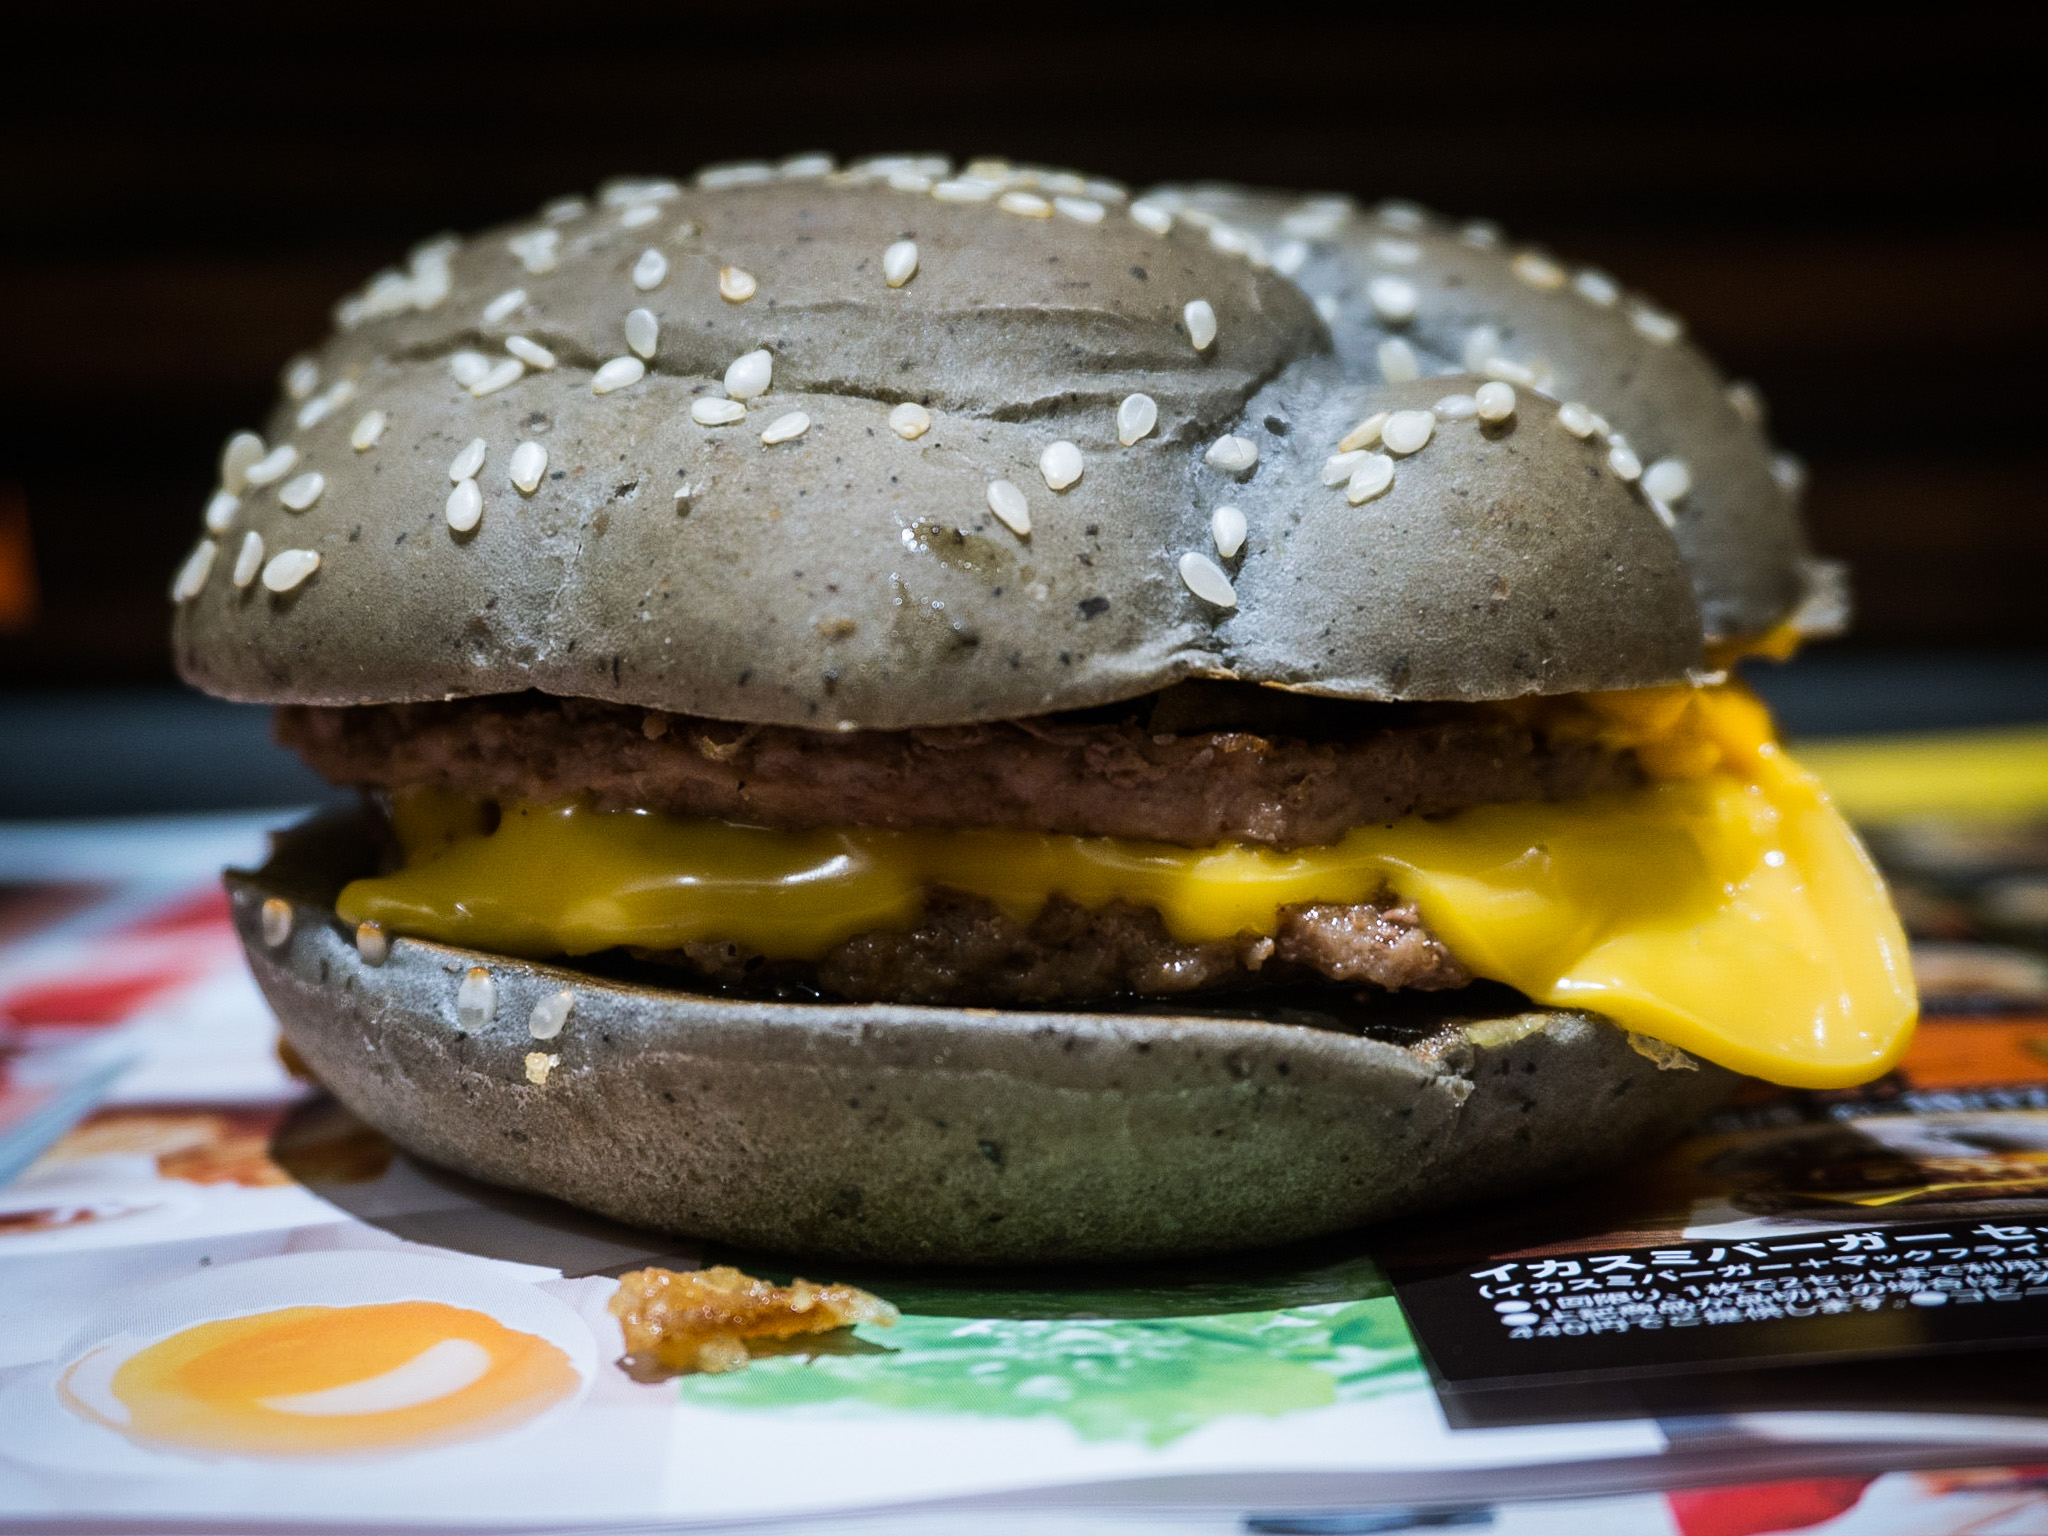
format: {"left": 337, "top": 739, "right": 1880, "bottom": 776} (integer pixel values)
{"left": 173, "top": 156, "right": 1746, "bottom": 731}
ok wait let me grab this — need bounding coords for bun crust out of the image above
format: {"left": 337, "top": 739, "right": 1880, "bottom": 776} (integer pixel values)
{"left": 174, "top": 164, "right": 1708, "bottom": 727}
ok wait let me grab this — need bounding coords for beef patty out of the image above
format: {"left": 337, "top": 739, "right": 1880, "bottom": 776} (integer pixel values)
{"left": 281, "top": 687, "right": 1637, "bottom": 850}
{"left": 639, "top": 889, "right": 1471, "bottom": 1008}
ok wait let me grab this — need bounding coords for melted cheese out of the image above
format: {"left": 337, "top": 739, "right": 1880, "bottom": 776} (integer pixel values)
{"left": 337, "top": 685, "right": 1918, "bottom": 1088}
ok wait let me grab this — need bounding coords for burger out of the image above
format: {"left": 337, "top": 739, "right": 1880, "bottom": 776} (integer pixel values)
{"left": 171, "top": 156, "right": 1916, "bottom": 1264}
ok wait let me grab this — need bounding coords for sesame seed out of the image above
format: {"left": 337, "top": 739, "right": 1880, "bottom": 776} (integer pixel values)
{"left": 1381, "top": 410, "right": 1435, "bottom": 455}
{"left": 1474, "top": 381, "right": 1518, "bottom": 423}
{"left": 1273, "top": 239, "right": 1309, "bottom": 277}
{"left": 998, "top": 190, "right": 1053, "bottom": 218}
{"left": 1773, "top": 452, "right": 1807, "bottom": 497}
{"left": 1434, "top": 393, "right": 1479, "bottom": 420}
{"left": 242, "top": 444, "right": 299, "bottom": 488}
{"left": 698, "top": 163, "right": 774, "bottom": 189}
{"left": 1643, "top": 457, "right": 1692, "bottom": 504}
{"left": 1377, "top": 339, "right": 1420, "bottom": 383}
{"left": 456, "top": 967, "right": 496, "bottom": 1027}
{"left": 1556, "top": 401, "right": 1596, "bottom": 438}
{"left": 1208, "top": 223, "right": 1251, "bottom": 256}
{"left": 779, "top": 153, "right": 835, "bottom": 179}
{"left": 170, "top": 538, "right": 216, "bottom": 602}
{"left": 603, "top": 179, "right": 681, "bottom": 208}
{"left": 1483, "top": 356, "right": 1538, "bottom": 387}
{"left": 356, "top": 922, "right": 389, "bottom": 966}
{"left": 887, "top": 171, "right": 935, "bottom": 193}
{"left": 719, "top": 265, "right": 758, "bottom": 303}
{"left": 1054, "top": 196, "right": 1105, "bottom": 224}
{"left": 1573, "top": 269, "right": 1619, "bottom": 307}
{"left": 986, "top": 480, "right": 1031, "bottom": 536}
{"left": 1279, "top": 197, "right": 1352, "bottom": 239}
{"left": 446, "top": 478, "right": 483, "bottom": 532}
{"left": 1726, "top": 381, "right": 1766, "bottom": 425}
{"left": 1183, "top": 299, "right": 1218, "bottom": 352}
{"left": 625, "top": 306, "right": 659, "bottom": 359}
{"left": 221, "top": 431, "right": 266, "bottom": 493}
{"left": 1128, "top": 200, "right": 1173, "bottom": 235}
{"left": 469, "top": 358, "right": 525, "bottom": 397}
{"left": 692, "top": 397, "right": 747, "bottom": 426}
{"left": 295, "top": 379, "right": 356, "bottom": 430}
{"left": 761, "top": 410, "right": 810, "bottom": 445}
{"left": 1178, "top": 551, "right": 1236, "bottom": 608}
{"left": 1338, "top": 412, "right": 1388, "bottom": 452}
{"left": 1204, "top": 434, "right": 1258, "bottom": 475}
{"left": 1377, "top": 200, "right": 1425, "bottom": 231}
{"left": 1369, "top": 277, "right": 1419, "bottom": 326}
{"left": 619, "top": 202, "right": 660, "bottom": 229}
{"left": 203, "top": 490, "right": 239, "bottom": 533}
{"left": 1511, "top": 252, "right": 1566, "bottom": 291}
{"left": 278, "top": 471, "right": 325, "bottom": 510}
{"left": 1116, "top": 393, "right": 1158, "bottom": 446}
{"left": 1346, "top": 453, "right": 1395, "bottom": 504}
{"left": 233, "top": 530, "right": 264, "bottom": 588}
{"left": 283, "top": 356, "right": 320, "bottom": 401}
{"left": 483, "top": 287, "right": 527, "bottom": 324}
{"left": 1461, "top": 220, "right": 1502, "bottom": 249}
{"left": 1314, "top": 295, "right": 1340, "bottom": 323}
{"left": 449, "top": 351, "right": 492, "bottom": 388}
{"left": 1321, "top": 450, "right": 1367, "bottom": 486}
{"left": 1373, "top": 238, "right": 1420, "bottom": 265}
{"left": 510, "top": 440, "right": 548, "bottom": 494}
{"left": 1084, "top": 179, "right": 1125, "bottom": 203}
{"left": 507, "top": 228, "right": 560, "bottom": 274}
{"left": 1607, "top": 444, "right": 1643, "bottom": 481}
{"left": 931, "top": 178, "right": 996, "bottom": 203}
{"left": 1211, "top": 505, "right": 1247, "bottom": 558}
{"left": 542, "top": 196, "right": 588, "bottom": 223}
{"left": 724, "top": 348, "right": 772, "bottom": 399}
{"left": 505, "top": 335, "right": 556, "bottom": 370}
{"left": 260, "top": 896, "right": 293, "bottom": 948}
{"left": 631, "top": 247, "right": 669, "bottom": 292}
{"left": 1589, "top": 412, "right": 1614, "bottom": 438}
{"left": 261, "top": 548, "right": 320, "bottom": 593}
{"left": 592, "top": 356, "right": 646, "bottom": 394}
{"left": 1630, "top": 305, "right": 1683, "bottom": 345}
{"left": 1039, "top": 440, "right": 1084, "bottom": 491}
{"left": 888, "top": 401, "right": 930, "bottom": 438}
{"left": 1462, "top": 325, "right": 1503, "bottom": 372}
{"left": 349, "top": 410, "right": 388, "bottom": 451}
{"left": 449, "top": 438, "right": 488, "bottom": 481}
{"left": 883, "top": 239, "right": 919, "bottom": 288}
{"left": 529, "top": 990, "right": 574, "bottom": 1040}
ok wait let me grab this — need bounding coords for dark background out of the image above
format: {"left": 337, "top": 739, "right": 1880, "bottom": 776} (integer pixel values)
{"left": 1, "top": 4, "right": 2044, "bottom": 812}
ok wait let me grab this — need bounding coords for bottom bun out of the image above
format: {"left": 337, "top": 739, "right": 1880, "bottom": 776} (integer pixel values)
{"left": 232, "top": 813, "right": 1736, "bottom": 1265}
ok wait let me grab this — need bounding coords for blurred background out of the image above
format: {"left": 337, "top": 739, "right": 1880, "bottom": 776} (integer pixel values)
{"left": 1, "top": 2, "right": 2043, "bottom": 817}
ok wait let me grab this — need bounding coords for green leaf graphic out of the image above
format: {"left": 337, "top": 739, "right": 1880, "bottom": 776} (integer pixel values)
{"left": 681, "top": 1296, "right": 1423, "bottom": 1447}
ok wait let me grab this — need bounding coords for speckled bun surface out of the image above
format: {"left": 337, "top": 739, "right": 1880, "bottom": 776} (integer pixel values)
{"left": 1148, "top": 183, "right": 1835, "bottom": 646}
{"left": 171, "top": 157, "right": 1775, "bottom": 730}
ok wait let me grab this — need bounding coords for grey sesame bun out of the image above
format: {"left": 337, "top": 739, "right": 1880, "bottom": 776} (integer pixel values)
{"left": 236, "top": 812, "right": 1735, "bottom": 1265}
{"left": 172, "top": 159, "right": 1713, "bottom": 730}
{"left": 1149, "top": 184, "right": 1838, "bottom": 646}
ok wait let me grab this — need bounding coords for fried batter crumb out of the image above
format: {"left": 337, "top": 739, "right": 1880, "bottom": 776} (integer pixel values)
{"left": 608, "top": 1264, "right": 899, "bottom": 1380}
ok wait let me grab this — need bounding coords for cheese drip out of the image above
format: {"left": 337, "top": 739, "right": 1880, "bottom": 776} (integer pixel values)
{"left": 338, "top": 685, "right": 1917, "bottom": 1088}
